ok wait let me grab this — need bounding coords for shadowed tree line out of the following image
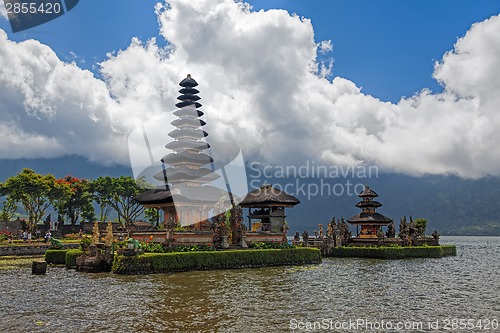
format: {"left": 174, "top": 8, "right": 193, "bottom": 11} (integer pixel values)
{"left": 0, "top": 168, "right": 151, "bottom": 233}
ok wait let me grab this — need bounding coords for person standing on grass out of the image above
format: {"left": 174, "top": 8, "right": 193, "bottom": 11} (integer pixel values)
{"left": 22, "top": 230, "right": 27, "bottom": 243}
{"left": 44, "top": 230, "right": 51, "bottom": 243}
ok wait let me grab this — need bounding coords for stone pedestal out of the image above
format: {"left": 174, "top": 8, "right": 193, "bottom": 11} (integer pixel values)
{"left": 239, "top": 235, "right": 248, "bottom": 248}
{"left": 220, "top": 235, "right": 230, "bottom": 249}
{"left": 32, "top": 261, "right": 47, "bottom": 275}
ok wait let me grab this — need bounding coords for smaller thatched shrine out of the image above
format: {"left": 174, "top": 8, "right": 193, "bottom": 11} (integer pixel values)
{"left": 239, "top": 184, "right": 300, "bottom": 233}
{"left": 347, "top": 185, "right": 392, "bottom": 238}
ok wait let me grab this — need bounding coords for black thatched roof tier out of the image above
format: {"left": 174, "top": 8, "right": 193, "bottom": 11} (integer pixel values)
{"left": 173, "top": 108, "right": 204, "bottom": 118}
{"left": 177, "top": 94, "right": 201, "bottom": 101}
{"left": 168, "top": 128, "right": 208, "bottom": 139}
{"left": 153, "top": 166, "right": 220, "bottom": 183}
{"left": 136, "top": 184, "right": 234, "bottom": 205}
{"left": 165, "top": 140, "right": 210, "bottom": 151}
{"left": 240, "top": 184, "right": 300, "bottom": 208}
{"left": 179, "top": 87, "right": 199, "bottom": 94}
{"left": 161, "top": 151, "right": 214, "bottom": 166}
{"left": 347, "top": 213, "right": 393, "bottom": 225}
{"left": 175, "top": 100, "right": 202, "bottom": 108}
{"left": 171, "top": 118, "right": 206, "bottom": 128}
{"left": 179, "top": 75, "right": 198, "bottom": 87}
{"left": 358, "top": 185, "right": 378, "bottom": 198}
{"left": 355, "top": 200, "right": 382, "bottom": 208}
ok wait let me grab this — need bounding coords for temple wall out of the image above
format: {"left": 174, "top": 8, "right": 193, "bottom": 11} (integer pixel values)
{"left": 0, "top": 243, "right": 80, "bottom": 257}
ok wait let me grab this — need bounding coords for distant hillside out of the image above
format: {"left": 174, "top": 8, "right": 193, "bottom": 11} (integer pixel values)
{"left": 246, "top": 173, "right": 500, "bottom": 236}
{"left": 0, "top": 156, "right": 132, "bottom": 180}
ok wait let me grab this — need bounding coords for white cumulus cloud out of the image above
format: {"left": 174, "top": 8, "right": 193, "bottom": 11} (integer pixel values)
{"left": 0, "top": 2, "right": 7, "bottom": 20}
{"left": 0, "top": 30, "right": 127, "bottom": 165}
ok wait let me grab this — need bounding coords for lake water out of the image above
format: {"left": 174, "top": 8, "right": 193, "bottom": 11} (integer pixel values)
{"left": 0, "top": 236, "right": 499, "bottom": 332}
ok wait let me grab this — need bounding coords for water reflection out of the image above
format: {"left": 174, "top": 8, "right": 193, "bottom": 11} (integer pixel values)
{"left": 0, "top": 236, "right": 498, "bottom": 332}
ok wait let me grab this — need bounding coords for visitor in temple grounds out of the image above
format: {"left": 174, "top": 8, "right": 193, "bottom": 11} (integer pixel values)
{"left": 44, "top": 231, "right": 52, "bottom": 243}
{"left": 27, "top": 232, "right": 32, "bottom": 243}
{"left": 21, "top": 230, "right": 27, "bottom": 243}
{"left": 7, "top": 233, "right": 13, "bottom": 244}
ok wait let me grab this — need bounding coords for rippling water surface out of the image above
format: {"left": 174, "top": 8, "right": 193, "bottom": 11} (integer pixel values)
{"left": 0, "top": 236, "right": 499, "bottom": 332}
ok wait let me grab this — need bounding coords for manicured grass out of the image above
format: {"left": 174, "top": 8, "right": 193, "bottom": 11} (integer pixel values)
{"left": 112, "top": 248, "right": 322, "bottom": 275}
{"left": 325, "top": 245, "right": 457, "bottom": 259}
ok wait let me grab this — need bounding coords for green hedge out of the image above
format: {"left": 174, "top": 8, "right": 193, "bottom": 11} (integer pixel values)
{"left": 65, "top": 249, "right": 84, "bottom": 268}
{"left": 45, "top": 249, "right": 68, "bottom": 264}
{"left": 113, "top": 248, "right": 321, "bottom": 275}
{"left": 325, "top": 245, "right": 457, "bottom": 259}
{"left": 45, "top": 249, "right": 84, "bottom": 266}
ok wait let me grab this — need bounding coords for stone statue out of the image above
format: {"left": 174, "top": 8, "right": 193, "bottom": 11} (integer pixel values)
{"left": 386, "top": 221, "right": 396, "bottom": 238}
{"left": 409, "top": 216, "right": 416, "bottom": 236}
{"left": 399, "top": 217, "right": 409, "bottom": 246}
{"left": 376, "top": 228, "right": 384, "bottom": 240}
{"left": 432, "top": 230, "right": 440, "bottom": 244}
{"left": 340, "top": 218, "right": 351, "bottom": 242}
{"left": 294, "top": 231, "right": 300, "bottom": 242}
{"left": 91, "top": 221, "right": 100, "bottom": 245}
{"left": 104, "top": 221, "right": 114, "bottom": 247}
{"left": 318, "top": 224, "right": 324, "bottom": 240}
{"left": 326, "top": 223, "right": 333, "bottom": 240}
{"left": 302, "top": 230, "right": 309, "bottom": 246}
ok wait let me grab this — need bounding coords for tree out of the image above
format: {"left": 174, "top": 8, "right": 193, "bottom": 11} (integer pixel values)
{"left": 415, "top": 218, "right": 428, "bottom": 236}
{"left": 0, "top": 197, "right": 18, "bottom": 222}
{"left": 89, "top": 177, "right": 113, "bottom": 223}
{"left": 54, "top": 176, "right": 95, "bottom": 231}
{"left": 0, "top": 168, "right": 72, "bottom": 233}
{"left": 91, "top": 176, "right": 145, "bottom": 229}
{"left": 145, "top": 208, "right": 161, "bottom": 227}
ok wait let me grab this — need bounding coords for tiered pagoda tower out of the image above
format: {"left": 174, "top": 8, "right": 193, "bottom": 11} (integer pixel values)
{"left": 154, "top": 74, "right": 219, "bottom": 186}
{"left": 136, "top": 75, "right": 230, "bottom": 228}
{"left": 347, "top": 185, "right": 392, "bottom": 238}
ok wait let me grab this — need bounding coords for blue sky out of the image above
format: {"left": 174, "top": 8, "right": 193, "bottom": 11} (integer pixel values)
{"left": 2, "top": 0, "right": 500, "bottom": 179}
{"left": 2, "top": 0, "right": 500, "bottom": 102}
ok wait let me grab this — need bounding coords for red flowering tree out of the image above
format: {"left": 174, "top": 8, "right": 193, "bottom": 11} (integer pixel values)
{"left": 54, "top": 176, "right": 94, "bottom": 231}
{"left": 0, "top": 168, "right": 72, "bottom": 233}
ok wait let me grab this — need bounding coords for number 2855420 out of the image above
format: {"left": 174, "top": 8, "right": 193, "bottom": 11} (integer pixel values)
{"left": 5, "top": 2, "right": 61, "bottom": 15}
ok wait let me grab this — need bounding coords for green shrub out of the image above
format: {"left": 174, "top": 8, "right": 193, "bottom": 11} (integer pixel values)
{"left": 45, "top": 249, "right": 68, "bottom": 264}
{"left": 140, "top": 242, "right": 165, "bottom": 253}
{"left": 248, "top": 241, "right": 295, "bottom": 249}
{"left": 65, "top": 249, "right": 83, "bottom": 268}
{"left": 441, "top": 245, "right": 457, "bottom": 256}
{"left": 169, "top": 244, "right": 215, "bottom": 252}
{"left": 113, "top": 248, "right": 321, "bottom": 275}
{"left": 326, "top": 245, "right": 457, "bottom": 259}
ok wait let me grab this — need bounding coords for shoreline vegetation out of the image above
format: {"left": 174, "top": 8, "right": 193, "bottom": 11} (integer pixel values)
{"left": 40, "top": 243, "right": 457, "bottom": 275}
{"left": 324, "top": 245, "right": 457, "bottom": 259}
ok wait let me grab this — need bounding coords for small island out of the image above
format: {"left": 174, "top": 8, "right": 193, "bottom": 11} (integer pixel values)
{"left": 4, "top": 76, "right": 455, "bottom": 276}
